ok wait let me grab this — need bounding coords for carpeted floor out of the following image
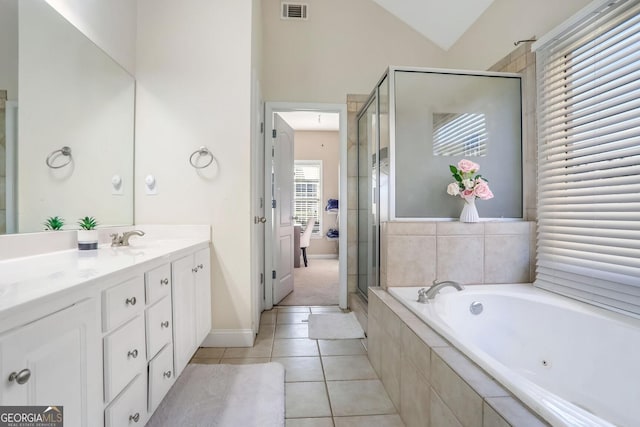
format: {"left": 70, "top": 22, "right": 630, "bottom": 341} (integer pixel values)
{"left": 278, "top": 258, "right": 339, "bottom": 306}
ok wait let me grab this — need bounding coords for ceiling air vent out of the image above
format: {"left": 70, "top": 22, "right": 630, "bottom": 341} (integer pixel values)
{"left": 281, "top": 2, "right": 308, "bottom": 20}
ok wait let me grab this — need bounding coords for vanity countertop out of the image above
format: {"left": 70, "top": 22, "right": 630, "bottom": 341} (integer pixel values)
{"left": 0, "top": 237, "right": 210, "bottom": 318}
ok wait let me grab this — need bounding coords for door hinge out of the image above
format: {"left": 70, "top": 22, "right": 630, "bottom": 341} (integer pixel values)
{"left": 272, "top": 270, "right": 276, "bottom": 279}
{"left": 260, "top": 273, "right": 264, "bottom": 284}
{"left": 272, "top": 199, "right": 276, "bottom": 208}
{"left": 272, "top": 146, "right": 275, "bottom": 157}
{"left": 260, "top": 122, "right": 264, "bottom": 134}
{"left": 272, "top": 129, "right": 277, "bottom": 138}
{"left": 260, "top": 197, "right": 264, "bottom": 209}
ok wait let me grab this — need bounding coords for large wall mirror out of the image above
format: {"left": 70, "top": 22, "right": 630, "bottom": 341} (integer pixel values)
{"left": 0, "top": 0, "right": 134, "bottom": 234}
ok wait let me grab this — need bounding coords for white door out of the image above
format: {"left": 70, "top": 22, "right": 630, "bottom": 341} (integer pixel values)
{"left": 0, "top": 299, "right": 102, "bottom": 427}
{"left": 171, "top": 255, "right": 196, "bottom": 377}
{"left": 194, "top": 248, "right": 212, "bottom": 344}
{"left": 272, "top": 114, "right": 295, "bottom": 304}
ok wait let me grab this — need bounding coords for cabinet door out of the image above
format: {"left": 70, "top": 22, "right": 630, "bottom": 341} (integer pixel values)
{"left": 171, "top": 255, "right": 197, "bottom": 377}
{"left": 147, "top": 344, "right": 174, "bottom": 413}
{"left": 194, "top": 248, "right": 212, "bottom": 344}
{"left": 0, "top": 299, "right": 102, "bottom": 427}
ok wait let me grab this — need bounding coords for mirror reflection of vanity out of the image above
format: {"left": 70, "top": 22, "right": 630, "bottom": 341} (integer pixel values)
{"left": 0, "top": 0, "right": 134, "bottom": 235}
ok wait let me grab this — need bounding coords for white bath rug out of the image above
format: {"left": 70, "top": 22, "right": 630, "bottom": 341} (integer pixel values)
{"left": 147, "top": 362, "right": 285, "bottom": 427}
{"left": 308, "top": 312, "right": 365, "bottom": 339}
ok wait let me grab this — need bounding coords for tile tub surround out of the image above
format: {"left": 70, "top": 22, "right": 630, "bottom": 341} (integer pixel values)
{"left": 380, "top": 221, "right": 535, "bottom": 288}
{"left": 367, "top": 288, "right": 547, "bottom": 427}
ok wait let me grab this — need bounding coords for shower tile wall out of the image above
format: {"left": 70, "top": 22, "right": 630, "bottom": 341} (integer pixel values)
{"left": 380, "top": 221, "right": 535, "bottom": 288}
{"left": 489, "top": 43, "right": 537, "bottom": 221}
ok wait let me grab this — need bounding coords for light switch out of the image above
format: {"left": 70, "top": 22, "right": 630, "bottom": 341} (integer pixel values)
{"left": 111, "top": 174, "right": 123, "bottom": 195}
{"left": 145, "top": 174, "right": 157, "bottom": 195}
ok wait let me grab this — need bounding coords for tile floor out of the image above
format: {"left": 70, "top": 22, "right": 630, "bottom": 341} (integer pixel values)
{"left": 190, "top": 305, "right": 405, "bottom": 427}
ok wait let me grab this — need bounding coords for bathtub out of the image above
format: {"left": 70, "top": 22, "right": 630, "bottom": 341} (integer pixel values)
{"left": 388, "top": 284, "right": 640, "bottom": 427}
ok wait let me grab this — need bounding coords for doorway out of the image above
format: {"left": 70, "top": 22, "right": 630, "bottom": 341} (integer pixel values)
{"left": 263, "top": 102, "right": 347, "bottom": 311}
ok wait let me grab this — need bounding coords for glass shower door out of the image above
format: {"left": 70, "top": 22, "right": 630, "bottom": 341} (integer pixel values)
{"left": 357, "top": 95, "right": 379, "bottom": 299}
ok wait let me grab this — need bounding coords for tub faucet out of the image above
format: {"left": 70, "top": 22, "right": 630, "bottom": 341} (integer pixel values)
{"left": 424, "top": 280, "right": 464, "bottom": 301}
{"left": 110, "top": 230, "right": 145, "bottom": 247}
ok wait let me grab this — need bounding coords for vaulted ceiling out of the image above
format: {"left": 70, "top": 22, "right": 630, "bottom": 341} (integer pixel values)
{"left": 370, "top": 0, "right": 495, "bottom": 51}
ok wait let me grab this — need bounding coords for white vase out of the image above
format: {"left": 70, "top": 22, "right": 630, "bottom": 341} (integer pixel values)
{"left": 460, "top": 197, "right": 480, "bottom": 223}
{"left": 77, "top": 229, "right": 99, "bottom": 250}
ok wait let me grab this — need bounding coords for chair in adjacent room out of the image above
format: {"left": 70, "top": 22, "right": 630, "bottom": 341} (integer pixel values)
{"left": 300, "top": 217, "right": 315, "bottom": 267}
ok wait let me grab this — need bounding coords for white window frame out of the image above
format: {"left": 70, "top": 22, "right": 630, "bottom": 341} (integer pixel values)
{"left": 294, "top": 160, "right": 322, "bottom": 237}
{"left": 534, "top": 0, "right": 640, "bottom": 316}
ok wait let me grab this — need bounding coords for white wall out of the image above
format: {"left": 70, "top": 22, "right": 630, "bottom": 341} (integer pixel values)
{"left": 445, "top": 0, "right": 591, "bottom": 70}
{"left": 262, "top": 0, "right": 447, "bottom": 103}
{"left": 294, "top": 131, "right": 339, "bottom": 255}
{"left": 44, "top": 0, "right": 136, "bottom": 74}
{"left": 135, "top": 0, "right": 254, "bottom": 336}
{"left": 0, "top": 0, "right": 18, "bottom": 101}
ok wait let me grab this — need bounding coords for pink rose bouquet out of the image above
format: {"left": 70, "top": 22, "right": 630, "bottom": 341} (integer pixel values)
{"left": 446, "top": 159, "right": 494, "bottom": 201}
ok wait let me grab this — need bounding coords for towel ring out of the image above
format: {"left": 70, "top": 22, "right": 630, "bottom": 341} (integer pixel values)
{"left": 189, "top": 146, "right": 214, "bottom": 169}
{"left": 46, "top": 146, "right": 72, "bottom": 169}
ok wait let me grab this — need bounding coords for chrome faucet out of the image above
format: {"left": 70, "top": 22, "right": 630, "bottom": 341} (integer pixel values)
{"left": 110, "top": 230, "right": 145, "bottom": 247}
{"left": 417, "top": 288, "right": 428, "bottom": 303}
{"left": 418, "top": 280, "right": 464, "bottom": 302}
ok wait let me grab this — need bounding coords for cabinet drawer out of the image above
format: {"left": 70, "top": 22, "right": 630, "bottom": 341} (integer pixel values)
{"left": 145, "top": 264, "right": 171, "bottom": 304}
{"left": 104, "top": 315, "right": 146, "bottom": 402}
{"left": 148, "top": 343, "right": 175, "bottom": 413}
{"left": 146, "top": 296, "right": 172, "bottom": 359}
{"left": 105, "top": 373, "right": 147, "bottom": 427}
{"left": 103, "top": 277, "right": 145, "bottom": 331}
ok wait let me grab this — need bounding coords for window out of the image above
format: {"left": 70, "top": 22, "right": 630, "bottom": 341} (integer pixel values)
{"left": 294, "top": 160, "right": 321, "bottom": 236}
{"left": 535, "top": 0, "right": 640, "bottom": 315}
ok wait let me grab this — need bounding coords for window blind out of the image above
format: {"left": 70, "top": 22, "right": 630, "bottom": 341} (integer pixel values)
{"left": 294, "top": 161, "right": 321, "bottom": 235}
{"left": 535, "top": 0, "right": 640, "bottom": 315}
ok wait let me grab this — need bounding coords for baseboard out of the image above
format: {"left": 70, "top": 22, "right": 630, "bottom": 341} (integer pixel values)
{"left": 201, "top": 329, "right": 255, "bottom": 347}
{"left": 308, "top": 254, "right": 338, "bottom": 259}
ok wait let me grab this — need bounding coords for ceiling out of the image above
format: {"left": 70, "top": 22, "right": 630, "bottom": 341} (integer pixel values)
{"left": 371, "top": 0, "right": 495, "bottom": 51}
{"left": 278, "top": 112, "right": 340, "bottom": 131}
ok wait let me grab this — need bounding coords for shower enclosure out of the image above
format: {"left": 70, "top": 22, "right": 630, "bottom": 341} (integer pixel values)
{"left": 357, "top": 67, "right": 522, "bottom": 299}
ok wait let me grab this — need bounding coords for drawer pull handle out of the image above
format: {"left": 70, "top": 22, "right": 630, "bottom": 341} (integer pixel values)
{"left": 163, "top": 370, "right": 172, "bottom": 378}
{"left": 8, "top": 369, "right": 31, "bottom": 385}
{"left": 161, "top": 320, "right": 170, "bottom": 328}
{"left": 192, "top": 267, "right": 198, "bottom": 273}
{"left": 160, "top": 278, "right": 169, "bottom": 285}
{"left": 129, "top": 412, "right": 140, "bottom": 423}
{"left": 127, "top": 349, "right": 139, "bottom": 359}
{"left": 125, "top": 297, "right": 137, "bottom": 306}
{"left": 197, "top": 264, "right": 204, "bottom": 269}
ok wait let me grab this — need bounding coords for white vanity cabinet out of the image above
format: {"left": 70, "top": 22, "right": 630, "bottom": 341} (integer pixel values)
{"left": 172, "top": 247, "right": 211, "bottom": 377}
{"left": 0, "top": 299, "right": 102, "bottom": 427}
{"left": 0, "top": 233, "right": 211, "bottom": 427}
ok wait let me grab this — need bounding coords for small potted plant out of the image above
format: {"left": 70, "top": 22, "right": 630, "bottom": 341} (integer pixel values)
{"left": 44, "top": 216, "right": 64, "bottom": 231}
{"left": 77, "top": 216, "right": 99, "bottom": 250}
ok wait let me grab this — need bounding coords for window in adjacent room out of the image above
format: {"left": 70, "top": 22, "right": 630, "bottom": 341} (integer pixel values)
{"left": 294, "top": 160, "right": 322, "bottom": 236}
